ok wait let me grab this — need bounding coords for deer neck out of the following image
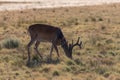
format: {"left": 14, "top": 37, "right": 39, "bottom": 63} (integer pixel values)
{"left": 61, "top": 42, "right": 72, "bottom": 59}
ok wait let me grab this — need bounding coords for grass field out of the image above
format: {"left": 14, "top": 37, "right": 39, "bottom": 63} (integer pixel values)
{"left": 0, "top": 3, "right": 120, "bottom": 80}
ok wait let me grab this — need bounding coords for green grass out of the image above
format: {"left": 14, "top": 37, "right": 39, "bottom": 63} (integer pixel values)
{"left": 2, "top": 38, "right": 20, "bottom": 49}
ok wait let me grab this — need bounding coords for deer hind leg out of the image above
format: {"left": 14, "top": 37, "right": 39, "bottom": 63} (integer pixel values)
{"left": 34, "top": 41, "right": 43, "bottom": 59}
{"left": 27, "top": 34, "right": 37, "bottom": 65}
{"left": 27, "top": 39, "right": 35, "bottom": 64}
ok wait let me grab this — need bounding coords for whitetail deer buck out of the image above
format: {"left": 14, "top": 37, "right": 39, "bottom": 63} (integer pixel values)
{"left": 27, "top": 24, "right": 82, "bottom": 64}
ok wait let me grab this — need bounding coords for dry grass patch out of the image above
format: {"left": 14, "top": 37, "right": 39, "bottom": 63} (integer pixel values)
{"left": 0, "top": 3, "right": 120, "bottom": 80}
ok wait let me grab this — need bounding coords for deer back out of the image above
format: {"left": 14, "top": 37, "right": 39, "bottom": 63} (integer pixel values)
{"left": 28, "top": 24, "right": 64, "bottom": 45}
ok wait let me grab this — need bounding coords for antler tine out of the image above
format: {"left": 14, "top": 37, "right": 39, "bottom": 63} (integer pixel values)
{"left": 76, "top": 37, "right": 80, "bottom": 44}
{"left": 70, "top": 37, "right": 80, "bottom": 48}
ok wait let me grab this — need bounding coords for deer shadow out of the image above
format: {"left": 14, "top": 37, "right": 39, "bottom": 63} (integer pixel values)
{"left": 26, "top": 56, "right": 60, "bottom": 67}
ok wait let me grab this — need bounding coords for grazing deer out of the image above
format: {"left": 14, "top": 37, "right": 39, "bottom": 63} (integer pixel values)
{"left": 27, "top": 24, "right": 82, "bottom": 64}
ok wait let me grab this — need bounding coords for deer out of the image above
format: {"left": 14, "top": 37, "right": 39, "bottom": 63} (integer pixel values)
{"left": 27, "top": 24, "right": 82, "bottom": 65}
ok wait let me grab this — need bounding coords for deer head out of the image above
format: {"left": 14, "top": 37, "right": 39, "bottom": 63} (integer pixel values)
{"left": 69, "top": 37, "right": 82, "bottom": 54}
{"left": 61, "top": 37, "right": 82, "bottom": 59}
{"left": 68, "top": 37, "right": 82, "bottom": 59}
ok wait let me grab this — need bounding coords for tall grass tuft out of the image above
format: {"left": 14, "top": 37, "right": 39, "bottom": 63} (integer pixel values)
{"left": 3, "top": 38, "right": 20, "bottom": 49}
{"left": 53, "top": 70, "right": 60, "bottom": 76}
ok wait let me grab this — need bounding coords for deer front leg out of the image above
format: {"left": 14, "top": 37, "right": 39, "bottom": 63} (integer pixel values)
{"left": 53, "top": 44, "right": 59, "bottom": 57}
{"left": 49, "top": 43, "right": 59, "bottom": 62}
{"left": 49, "top": 35, "right": 60, "bottom": 60}
{"left": 49, "top": 44, "right": 54, "bottom": 59}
